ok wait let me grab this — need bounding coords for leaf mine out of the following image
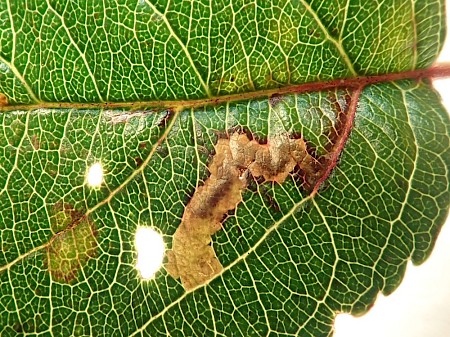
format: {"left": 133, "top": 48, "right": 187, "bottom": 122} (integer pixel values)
{"left": 0, "top": 93, "right": 8, "bottom": 106}
{"left": 46, "top": 204, "right": 98, "bottom": 283}
{"left": 166, "top": 131, "right": 319, "bottom": 290}
{"left": 166, "top": 89, "right": 360, "bottom": 290}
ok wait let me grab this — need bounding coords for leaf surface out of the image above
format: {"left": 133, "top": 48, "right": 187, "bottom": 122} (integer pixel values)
{"left": 0, "top": 1, "right": 449, "bottom": 336}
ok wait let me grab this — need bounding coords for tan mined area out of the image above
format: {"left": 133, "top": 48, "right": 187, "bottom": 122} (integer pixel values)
{"left": 46, "top": 205, "right": 98, "bottom": 283}
{"left": 166, "top": 132, "right": 317, "bottom": 290}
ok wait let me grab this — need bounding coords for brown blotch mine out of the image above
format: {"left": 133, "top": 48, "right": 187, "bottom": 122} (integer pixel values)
{"left": 166, "top": 132, "right": 318, "bottom": 290}
{"left": 0, "top": 93, "right": 8, "bottom": 106}
{"left": 46, "top": 204, "right": 98, "bottom": 283}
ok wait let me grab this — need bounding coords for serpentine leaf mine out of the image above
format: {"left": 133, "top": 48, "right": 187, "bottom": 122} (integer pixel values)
{"left": 166, "top": 132, "right": 319, "bottom": 290}
{"left": 166, "top": 90, "right": 358, "bottom": 290}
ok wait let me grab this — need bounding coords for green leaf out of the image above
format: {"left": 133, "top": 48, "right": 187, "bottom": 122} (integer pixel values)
{"left": 0, "top": 1, "right": 449, "bottom": 336}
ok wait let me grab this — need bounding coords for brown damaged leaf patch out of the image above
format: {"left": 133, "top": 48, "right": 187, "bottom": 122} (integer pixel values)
{"left": 166, "top": 88, "right": 360, "bottom": 290}
{"left": 166, "top": 132, "right": 319, "bottom": 290}
{"left": 0, "top": 93, "right": 8, "bottom": 106}
{"left": 45, "top": 204, "right": 98, "bottom": 283}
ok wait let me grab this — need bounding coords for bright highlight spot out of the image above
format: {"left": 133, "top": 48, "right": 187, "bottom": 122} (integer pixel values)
{"left": 135, "top": 227, "right": 165, "bottom": 280}
{"left": 86, "top": 163, "right": 103, "bottom": 187}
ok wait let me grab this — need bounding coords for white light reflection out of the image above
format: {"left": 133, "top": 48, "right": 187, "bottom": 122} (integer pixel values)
{"left": 86, "top": 163, "right": 103, "bottom": 187}
{"left": 135, "top": 227, "right": 165, "bottom": 280}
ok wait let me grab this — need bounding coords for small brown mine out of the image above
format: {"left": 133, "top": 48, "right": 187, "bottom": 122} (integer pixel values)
{"left": 166, "top": 132, "right": 320, "bottom": 290}
{"left": 134, "top": 156, "right": 144, "bottom": 167}
{"left": 0, "top": 93, "right": 8, "bottom": 106}
{"left": 269, "top": 94, "right": 284, "bottom": 108}
{"left": 157, "top": 109, "right": 174, "bottom": 128}
{"left": 46, "top": 204, "right": 97, "bottom": 283}
{"left": 30, "top": 134, "right": 40, "bottom": 150}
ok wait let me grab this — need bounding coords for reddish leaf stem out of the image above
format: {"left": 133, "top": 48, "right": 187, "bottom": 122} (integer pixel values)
{"left": 311, "top": 86, "right": 363, "bottom": 197}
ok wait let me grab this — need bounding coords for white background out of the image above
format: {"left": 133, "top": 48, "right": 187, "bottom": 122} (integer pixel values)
{"left": 334, "top": 3, "right": 450, "bottom": 337}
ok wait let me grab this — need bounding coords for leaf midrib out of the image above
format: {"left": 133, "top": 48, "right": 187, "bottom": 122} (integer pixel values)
{"left": 1, "top": 65, "right": 449, "bottom": 113}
